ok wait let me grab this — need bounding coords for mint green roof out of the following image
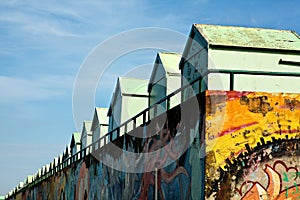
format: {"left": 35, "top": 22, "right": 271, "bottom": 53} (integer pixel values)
{"left": 81, "top": 121, "right": 92, "bottom": 134}
{"left": 119, "top": 77, "right": 149, "bottom": 95}
{"left": 194, "top": 24, "right": 300, "bottom": 51}
{"left": 91, "top": 107, "right": 109, "bottom": 131}
{"left": 72, "top": 132, "right": 81, "bottom": 144}
{"left": 95, "top": 108, "right": 108, "bottom": 124}
{"left": 158, "top": 52, "right": 182, "bottom": 74}
{"left": 83, "top": 121, "right": 92, "bottom": 132}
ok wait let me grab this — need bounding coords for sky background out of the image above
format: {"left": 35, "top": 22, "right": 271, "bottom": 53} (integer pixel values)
{"left": 1, "top": 0, "right": 300, "bottom": 195}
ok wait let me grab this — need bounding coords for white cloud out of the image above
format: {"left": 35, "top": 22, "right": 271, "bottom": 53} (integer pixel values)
{"left": 0, "top": 2, "right": 83, "bottom": 37}
{"left": 23, "top": 22, "right": 80, "bottom": 37}
{"left": 0, "top": 75, "right": 73, "bottom": 103}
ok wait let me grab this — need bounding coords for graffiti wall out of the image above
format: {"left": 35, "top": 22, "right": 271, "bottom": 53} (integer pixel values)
{"left": 9, "top": 97, "right": 202, "bottom": 200}
{"left": 205, "top": 91, "right": 300, "bottom": 200}
{"left": 9, "top": 91, "right": 300, "bottom": 200}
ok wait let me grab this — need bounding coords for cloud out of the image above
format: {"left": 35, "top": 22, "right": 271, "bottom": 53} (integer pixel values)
{"left": 23, "top": 22, "right": 80, "bottom": 37}
{"left": 0, "top": 1, "right": 83, "bottom": 37}
{"left": 0, "top": 75, "right": 73, "bottom": 103}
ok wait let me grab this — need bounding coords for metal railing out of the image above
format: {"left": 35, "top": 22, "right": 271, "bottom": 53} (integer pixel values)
{"left": 7, "top": 68, "right": 300, "bottom": 198}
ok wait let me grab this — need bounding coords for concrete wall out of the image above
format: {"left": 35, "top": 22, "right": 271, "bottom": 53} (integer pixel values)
{"left": 7, "top": 91, "right": 300, "bottom": 200}
{"left": 205, "top": 91, "right": 300, "bottom": 199}
{"left": 8, "top": 100, "right": 200, "bottom": 200}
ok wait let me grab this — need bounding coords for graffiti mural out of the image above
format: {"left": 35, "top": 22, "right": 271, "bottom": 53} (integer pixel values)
{"left": 206, "top": 91, "right": 300, "bottom": 199}
{"left": 8, "top": 91, "right": 300, "bottom": 200}
{"left": 9, "top": 100, "right": 200, "bottom": 200}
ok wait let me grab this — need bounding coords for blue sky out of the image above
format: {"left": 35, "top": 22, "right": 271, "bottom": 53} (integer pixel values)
{"left": 1, "top": 0, "right": 300, "bottom": 195}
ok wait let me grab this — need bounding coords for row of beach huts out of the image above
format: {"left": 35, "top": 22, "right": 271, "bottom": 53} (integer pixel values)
{"left": 5, "top": 23, "right": 300, "bottom": 198}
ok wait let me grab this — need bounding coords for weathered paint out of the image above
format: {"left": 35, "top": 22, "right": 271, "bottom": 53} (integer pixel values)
{"left": 205, "top": 91, "right": 300, "bottom": 199}
{"left": 7, "top": 91, "right": 300, "bottom": 200}
{"left": 181, "top": 24, "right": 300, "bottom": 102}
{"left": 8, "top": 99, "right": 200, "bottom": 200}
{"left": 194, "top": 24, "right": 300, "bottom": 51}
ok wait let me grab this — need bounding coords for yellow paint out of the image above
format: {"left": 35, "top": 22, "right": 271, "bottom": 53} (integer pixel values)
{"left": 205, "top": 91, "right": 300, "bottom": 170}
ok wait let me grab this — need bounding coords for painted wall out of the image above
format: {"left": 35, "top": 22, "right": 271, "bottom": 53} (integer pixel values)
{"left": 122, "top": 95, "right": 148, "bottom": 128}
{"left": 8, "top": 100, "right": 200, "bottom": 200}
{"left": 92, "top": 124, "right": 108, "bottom": 150}
{"left": 8, "top": 91, "right": 300, "bottom": 200}
{"left": 181, "top": 26, "right": 300, "bottom": 102}
{"left": 209, "top": 49, "right": 300, "bottom": 73}
{"left": 205, "top": 90, "right": 300, "bottom": 199}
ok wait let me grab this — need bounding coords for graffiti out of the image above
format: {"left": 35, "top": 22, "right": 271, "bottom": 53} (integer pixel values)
{"left": 208, "top": 137, "right": 300, "bottom": 199}
{"left": 238, "top": 161, "right": 300, "bottom": 199}
{"left": 138, "top": 123, "right": 189, "bottom": 200}
{"left": 75, "top": 161, "right": 89, "bottom": 200}
{"left": 8, "top": 91, "right": 300, "bottom": 200}
{"left": 9, "top": 103, "right": 194, "bottom": 200}
{"left": 283, "top": 98, "right": 300, "bottom": 111}
{"left": 205, "top": 91, "right": 300, "bottom": 199}
{"left": 240, "top": 95, "right": 273, "bottom": 116}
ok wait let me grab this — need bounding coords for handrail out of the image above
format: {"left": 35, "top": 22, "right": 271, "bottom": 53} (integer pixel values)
{"left": 7, "top": 68, "right": 300, "bottom": 198}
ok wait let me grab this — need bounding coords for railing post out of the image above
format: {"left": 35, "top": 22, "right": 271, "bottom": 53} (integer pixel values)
{"left": 133, "top": 118, "right": 136, "bottom": 129}
{"left": 230, "top": 72, "right": 234, "bottom": 91}
{"left": 117, "top": 127, "right": 120, "bottom": 138}
{"left": 167, "top": 97, "right": 170, "bottom": 110}
{"left": 143, "top": 111, "right": 146, "bottom": 125}
{"left": 110, "top": 131, "right": 113, "bottom": 142}
{"left": 155, "top": 167, "right": 158, "bottom": 200}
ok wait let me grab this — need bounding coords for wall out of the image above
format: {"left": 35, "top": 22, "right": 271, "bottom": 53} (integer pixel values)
{"left": 181, "top": 27, "right": 300, "bottom": 101}
{"left": 108, "top": 91, "right": 122, "bottom": 133}
{"left": 81, "top": 122, "right": 92, "bottom": 149}
{"left": 8, "top": 98, "right": 201, "bottom": 200}
{"left": 8, "top": 91, "right": 300, "bottom": 200}
{"left": 122, "top": 95, "right": 148, "bottom": 128}
{"left": 209, "top": 49, "right": 300, "bottom": 93}
{"left": 209, "top": 49, "right": 300, "bottom": 73}
{"left": 167, "top": 75, "right": 181, "bottom": 109}
{"left": 149, "top": 76, "right": 167, "bottom": 118}
{"left": 181, "top": 28, "right": 208, "bottom": 102}
{"left": 205, "top": 90, "right": 300, "bottom": 199}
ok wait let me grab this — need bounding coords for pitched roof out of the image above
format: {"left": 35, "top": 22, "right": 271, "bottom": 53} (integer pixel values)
{"left": 158, "top": 52, "right": 182, "bottom": 74}
{"left": 83, "top": 121, "right": 92, "bottom": 131}
{"left": 118, "top": 77, "right": 149, "bottom": 95}
{"left": 91, "top": 107, "right": 108, "bottom": 131}
{"left": 148, "top": 52, "right": 181, "bottom": 92}
{"left": 108, "top": 77, "right": 149, "bottom": 115}
{"left": 193, "top": 24, "right": 300, "bottom": 51}
{"left": 81, "top": 120, "right": 92, "bottom": 136}
{"left": 70, "top": 132, "right": 81, "bottom": 147}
